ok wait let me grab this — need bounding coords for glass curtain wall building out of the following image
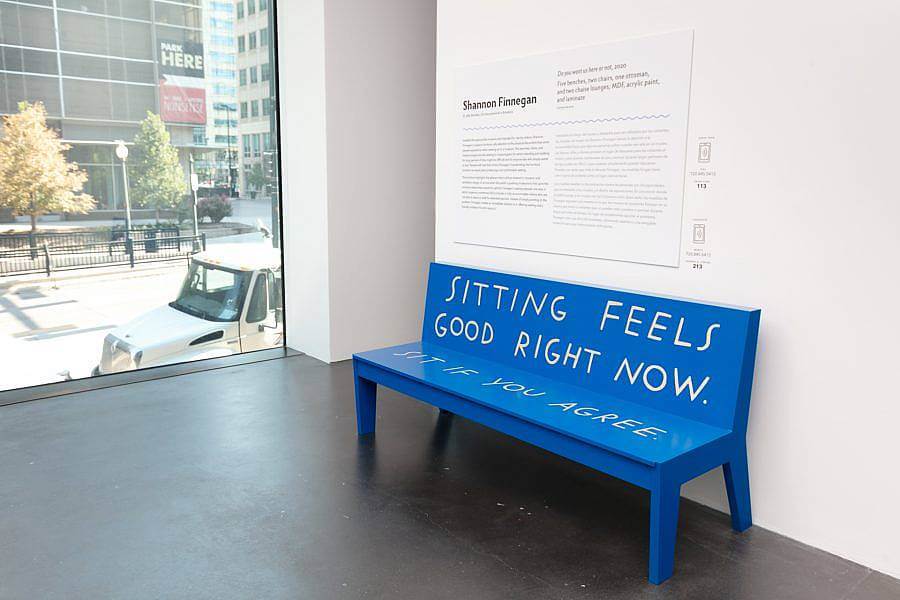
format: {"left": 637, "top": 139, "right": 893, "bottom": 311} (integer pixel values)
{"left": 0, "top": 0, "right": 251, "bottom": 215}
{"left": 200, "top": 0, "right": 238, "bottom": 194}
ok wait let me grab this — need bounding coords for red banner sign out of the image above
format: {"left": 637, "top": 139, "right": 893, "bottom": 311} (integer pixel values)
{"left": 160, "top": 83, "right": 206, "bottom": 124}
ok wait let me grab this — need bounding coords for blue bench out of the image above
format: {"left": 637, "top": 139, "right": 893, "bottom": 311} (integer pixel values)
{"left": 353, "top": 262, "right": 760, "bottom": 584}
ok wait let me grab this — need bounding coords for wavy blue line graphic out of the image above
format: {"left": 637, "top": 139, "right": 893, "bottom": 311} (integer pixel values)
{"left": 462, "top": 114, "right": 671, "bottom": 131}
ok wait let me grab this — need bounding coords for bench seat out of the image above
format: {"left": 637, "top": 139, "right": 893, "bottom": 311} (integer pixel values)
{"left": 355, "top": 341, "right": 731, "bottom": 467}
{"left": 352, "top": 262, "right": 760, "bottom": 584}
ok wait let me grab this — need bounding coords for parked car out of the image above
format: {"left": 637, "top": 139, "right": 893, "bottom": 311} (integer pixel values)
{"left": 93, "top": 245, "right": 282, "bottom": 375}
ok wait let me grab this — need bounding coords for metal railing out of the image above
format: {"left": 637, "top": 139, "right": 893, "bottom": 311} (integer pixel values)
{"left": 0, "top": 227, "right": 180, "bottom": 251}
{"left": 0, "top": 229, "right": 206, "bottom": 277}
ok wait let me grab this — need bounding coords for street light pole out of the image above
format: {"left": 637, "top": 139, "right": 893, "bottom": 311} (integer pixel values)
{"left": 115, "top": 140, "right": 132, "bottom": 239}
{"left": 188, "top": 154, "right": 199, "bottom": 235}
{"left": 188, "top": 153, "right": 201, "bottom": 252}
{"left": 226, "top": 111, "right": 234, "bottom": 195}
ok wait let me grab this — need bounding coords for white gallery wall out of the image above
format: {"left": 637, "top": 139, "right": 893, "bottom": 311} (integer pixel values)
{"left": 278, "top": 0, "right": 331, "bottom": 361}
{"left": 323, "top": 0, "right": 437, "bottom": 361}
{"left": 279, "top": 0, "right": 436, "bottom": 362}
{"left": 437, "top": 0, "right": 900, "bottom": 578}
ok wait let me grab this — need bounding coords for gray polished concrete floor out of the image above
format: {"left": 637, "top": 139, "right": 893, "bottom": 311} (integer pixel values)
{"left": 1, "top": 354, "right": 897, "bottom": 599}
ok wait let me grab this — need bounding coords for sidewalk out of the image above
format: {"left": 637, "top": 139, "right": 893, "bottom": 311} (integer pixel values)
{"left": 0, "top": 261, "right": 186, "bottom": 389}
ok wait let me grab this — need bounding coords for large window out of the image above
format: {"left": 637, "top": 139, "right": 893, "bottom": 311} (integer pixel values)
{"left": 0, "top": 0, "right": 284, "bottom": 395}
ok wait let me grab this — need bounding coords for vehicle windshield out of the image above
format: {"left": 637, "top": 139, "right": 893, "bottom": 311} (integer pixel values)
{"left": 170, "top": 261, "right": 251, "bottom": 322}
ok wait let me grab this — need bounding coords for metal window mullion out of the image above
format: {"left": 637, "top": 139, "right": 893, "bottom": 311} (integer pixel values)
{"left": 149, "top": 1, "right": 161, "bottom": 114}
{"left": 154, "top": 0, "right": 202, "bottom": 9}
{"left": 0, "top": 70, "right": 157, "bottom": 87}
{"left": 0, "top": 43, "right": 156, "bottom": 64}
{"left": 0, "top": 0, "right": 50, "bottom": 9}
{"left": 50, "top": 0, "right": 65, "bottom": 117}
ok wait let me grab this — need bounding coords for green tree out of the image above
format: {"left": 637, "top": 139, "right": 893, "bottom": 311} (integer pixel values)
{"left": 131, "top": 112, "right": 186, "bottom": 222}
{"left": 0, "top": 102, "right": 94, "bottom": 232}
{"left": 246, "top": 163, "right": 268, "bottom": 196}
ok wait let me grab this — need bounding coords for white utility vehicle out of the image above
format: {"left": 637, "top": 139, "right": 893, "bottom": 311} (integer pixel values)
{"left": 94, "top": 245, "right": 283, "bottom": 375}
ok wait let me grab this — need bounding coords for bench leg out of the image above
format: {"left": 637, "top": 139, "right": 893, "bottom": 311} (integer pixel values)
{"left": 354, "top": 365, "right": 377, "bottom": 435}
{"left": 649, "top": 480, "right": 681, "bottom": 585}
{"left": 723, "top": 449, "right": 752, "bottom": 532}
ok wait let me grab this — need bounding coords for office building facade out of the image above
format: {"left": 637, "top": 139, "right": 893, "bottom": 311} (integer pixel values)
{"left": 0, "top": 0, "right": 238, "bottom": 214}
{"left": 234, "top": 0, "right": 276, "bottom": 199}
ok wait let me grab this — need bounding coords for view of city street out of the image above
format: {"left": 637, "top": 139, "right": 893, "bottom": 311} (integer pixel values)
{"left": 1, "top": 1, "right": 283, "bottom": 393}
{"left": 1, "top": 198, "right": 278, "bottom": 391}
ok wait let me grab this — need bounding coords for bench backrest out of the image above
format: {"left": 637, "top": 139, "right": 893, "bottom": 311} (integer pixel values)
{"left": 421, "top": 262, "right": 760, "bottom": 434}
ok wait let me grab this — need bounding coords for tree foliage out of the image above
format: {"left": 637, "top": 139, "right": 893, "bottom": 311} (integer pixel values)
{"left": 0, "top": 102, "right": 94, "bottom": 230}
{"left": 247, "top": 163, "right": 268, "bottom": 193}
{"left": 131, "top": 112, "right": 186, "bottom": 219}
{"left": 197, "top": 195, "right": 232, "bottom": 224}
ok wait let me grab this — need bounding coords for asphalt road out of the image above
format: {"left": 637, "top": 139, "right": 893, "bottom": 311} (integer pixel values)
{"left": 0, "top": 262, "right": 187, "bottom": 391}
